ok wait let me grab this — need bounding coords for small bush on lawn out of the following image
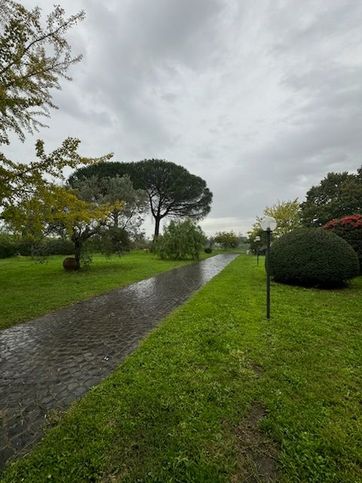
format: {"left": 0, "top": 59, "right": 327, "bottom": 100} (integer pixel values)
{"left": 269, "top": 228, "right": 359, "bottom": 287}
{"left": 204, "top": 247, "right": 212, "bottom": 254}
{"left": 156, "top": 219, "right": 206, "bottom": 260}
{"left": 324, "top": 214, "right": 362, "bottom": 272}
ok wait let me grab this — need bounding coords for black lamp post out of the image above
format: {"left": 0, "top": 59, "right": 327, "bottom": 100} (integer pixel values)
{"left": 260, "top": 216, "right": 277, "bottom": 319}
{"left": 255, "top": 235, "right": 261, "bottom": 266}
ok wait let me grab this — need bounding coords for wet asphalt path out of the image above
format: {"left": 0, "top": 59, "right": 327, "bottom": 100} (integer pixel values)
{"left": 0, "top": 253, "right": 237, "bottom": 468}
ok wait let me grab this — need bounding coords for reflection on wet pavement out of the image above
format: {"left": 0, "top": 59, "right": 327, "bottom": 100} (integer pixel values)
{"left": 0, "top": 253, "right": 237, "bottom": 468}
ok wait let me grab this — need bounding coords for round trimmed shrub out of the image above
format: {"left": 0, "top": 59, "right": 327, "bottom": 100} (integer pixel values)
{"left": 269, "top": 228, "right": 359, "bottom": 287}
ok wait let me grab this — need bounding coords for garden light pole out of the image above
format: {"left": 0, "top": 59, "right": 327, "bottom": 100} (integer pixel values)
{"left": 260, "top": 216, "right": 277, "bottom": 320}
{"left": 255, "top": 235, "right": 261, "bottom": 265}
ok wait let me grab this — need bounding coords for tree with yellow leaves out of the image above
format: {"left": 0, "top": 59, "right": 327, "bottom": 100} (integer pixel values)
{"left": 0, "top": 2, "right": 110, "bottom": 215}
{"left": 0, "top": 1, "right": 84, "bottom": 145}
{"left": 0, "top": 137, "right": 113, "bottom": 209}
{"left": 3, "top": 184, "right": 122, "bottom": 269}
{"left": 248, "top": 199, "right": 302, "bottom": 250}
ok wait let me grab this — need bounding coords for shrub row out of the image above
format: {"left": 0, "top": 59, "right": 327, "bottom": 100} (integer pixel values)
{"left": 0, "top": 235, "right": 74, "bottom": 259}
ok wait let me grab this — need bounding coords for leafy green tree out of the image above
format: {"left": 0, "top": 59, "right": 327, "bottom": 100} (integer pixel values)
{"left": 69, "top": 159, "right": 213, "bottom": 239}
{"left": 0, "top": 1, "right": 85, "bottom": 144}
{"left": 247, "top": 227, "right": 267, "bottom": 255}
{"left": 301, "top": 168, "right": 362, "bottom": 226}
{"left": 156, "top": 219, "right": 206, "bottom": 260}
{"left": 70, "top": 174, "right": 148, "bottom": 236}
{"left": 248, "top": 199, "right": 302, "bottom": 247}
{"left": 264, "top": 199, "right": 302, "bottom": 237}
{"left": 214, "top": 231, "right": 239, "bottom": 249}
{"left": 95, "top": 227, "right": 131, "bottom": 257}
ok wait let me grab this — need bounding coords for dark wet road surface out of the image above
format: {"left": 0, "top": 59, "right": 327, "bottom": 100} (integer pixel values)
{"left": 0, "top": 253, "right": 237, "bottom": 468}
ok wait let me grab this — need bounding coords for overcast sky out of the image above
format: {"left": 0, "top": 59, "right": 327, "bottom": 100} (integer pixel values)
{"left": 4, "top": 0, "right": 362, "bottom": 236}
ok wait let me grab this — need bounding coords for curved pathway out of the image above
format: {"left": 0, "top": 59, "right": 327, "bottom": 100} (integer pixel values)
{"left": 0, "top": 253, "right": 237, "bottom": 468}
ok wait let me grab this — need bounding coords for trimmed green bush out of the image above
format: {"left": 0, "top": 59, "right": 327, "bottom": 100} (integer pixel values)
{"left": 204, "top": 247, "right": 212, "bottom": 254}
{"left": 269, "top": 228, "right": 359, "bottom": 287}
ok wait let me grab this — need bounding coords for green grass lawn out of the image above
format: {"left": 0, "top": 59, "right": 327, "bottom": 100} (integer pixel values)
{"left": 1, "top": 255, "right": 361, "bottom": 482}
{"left": 0, "top": 251, "right": 212, "bottom": 330}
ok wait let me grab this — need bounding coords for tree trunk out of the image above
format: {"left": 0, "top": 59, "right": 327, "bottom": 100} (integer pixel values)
{"left": 74, "top": 239, "right": 82, "bottom": 270}
{"left": 112, "top": 210, "right": 119, "bottom": 228}
{"left": 154, "top": 216, "right": 161, "bottom": 239}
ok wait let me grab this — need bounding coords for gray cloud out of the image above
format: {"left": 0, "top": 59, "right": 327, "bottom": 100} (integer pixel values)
{"left": 4, "top": 0, "right": 362, "bottom": 235}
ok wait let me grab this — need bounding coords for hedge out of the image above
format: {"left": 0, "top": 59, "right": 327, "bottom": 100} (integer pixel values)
{"left": 0, "top": 235, "right": 74, "bottom": 259}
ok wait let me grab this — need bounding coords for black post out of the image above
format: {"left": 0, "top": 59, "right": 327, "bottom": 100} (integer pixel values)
{"left": 266, "top": 228, "right": 271, "bottom": 319}
{"left": 256, "top": 245, "right": 259, "bottom": 266}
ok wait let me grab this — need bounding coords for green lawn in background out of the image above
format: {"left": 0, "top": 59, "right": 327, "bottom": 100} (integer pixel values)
{"left": 0, "top": 250, "right": 212, "bottom": 330}
{"left": 1, "top": 255, "right": 361, "bottom": 482}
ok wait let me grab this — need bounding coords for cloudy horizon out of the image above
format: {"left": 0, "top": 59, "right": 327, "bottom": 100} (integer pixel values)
{"left": 3, "top": 0, "right": 362, "bottom": 237}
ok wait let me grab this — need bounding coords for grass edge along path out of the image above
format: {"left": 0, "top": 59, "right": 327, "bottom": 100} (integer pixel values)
{"left": 1, "top": 255, "right": 361, "bottom": 482}
{"left": 0, "top": 250, "right": 214, "bottom": 331}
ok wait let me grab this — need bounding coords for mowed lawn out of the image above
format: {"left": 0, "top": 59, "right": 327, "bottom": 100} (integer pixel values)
{"left": 0, "top": 251, "right": 212, "bottom": 330}
{"left": 1, "top": 255, "right": 361, "bottom": 482}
